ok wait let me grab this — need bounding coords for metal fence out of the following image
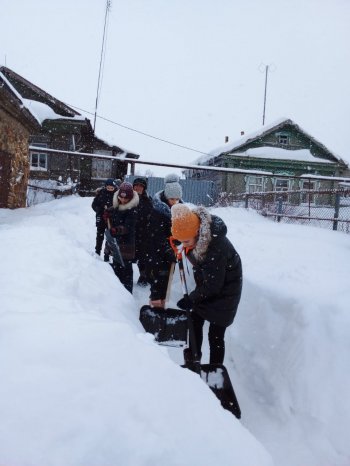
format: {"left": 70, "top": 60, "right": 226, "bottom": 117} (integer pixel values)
{"left": 126, "top": 175, "right": 218, "bottom": 207}
{"left": 216, "top": 188, "right": 350, "bottom": 234}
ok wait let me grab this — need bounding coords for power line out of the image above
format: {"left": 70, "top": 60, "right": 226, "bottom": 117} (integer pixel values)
{"left": 93, "top": 0, "right": 111, "bottom": 133}
{"left": 29, "top": 146, "right": 350, "bottom": 183}
{"left": 71, "top": 103, "right": 211, "bottom": 157}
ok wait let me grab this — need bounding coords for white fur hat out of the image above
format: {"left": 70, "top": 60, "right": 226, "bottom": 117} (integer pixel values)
{"left": 164, "top": 173, "right": 183, "bottom": 200}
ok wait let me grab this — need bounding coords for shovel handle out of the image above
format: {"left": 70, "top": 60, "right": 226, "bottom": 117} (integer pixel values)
{"left": 177, "top": 253, "right": 201, "bottom": 370}
{"left": 178, "top": 256, "right": 189, "bottom": 296}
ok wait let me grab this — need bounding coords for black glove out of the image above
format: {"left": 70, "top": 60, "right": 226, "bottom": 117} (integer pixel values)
{"left": 164, "top": 247, "right": 176, "bottom": 263}
{"left": 177, "top": 296, "right": 193, "bottom": 311}
{"left": 102, "top": 210, "right": 111, "bottom": 222}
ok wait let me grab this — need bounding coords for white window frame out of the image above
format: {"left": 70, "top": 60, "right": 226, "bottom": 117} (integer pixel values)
{"left": 30, "top": 151, "right": 48, "bottom": 171}
{"left": 245, "top": 175, "right": 266, "bottom": 193}
{"left": 278, "top": 133, "right": 289, "bottom": 145}
{"left": 301, "top": 180, "right": 317, "bottom": 204}
{"left": 274, "top": 178, "right": 290, "bottom": 191}
{"left": 274, "top": 177, "right": 291, "bottom": 201}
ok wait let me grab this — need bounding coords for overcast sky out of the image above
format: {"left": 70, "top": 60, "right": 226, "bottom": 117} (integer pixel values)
{"left": 1, "top": 0, "right": 350, "bottom": 175}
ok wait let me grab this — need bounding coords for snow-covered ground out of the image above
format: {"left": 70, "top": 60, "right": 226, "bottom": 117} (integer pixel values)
{"left": 0, "top": 196, "right": 349, "bottom": 466}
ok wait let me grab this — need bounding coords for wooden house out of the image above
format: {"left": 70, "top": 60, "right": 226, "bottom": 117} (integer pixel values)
{"left": 0, "top": 66, "right": 139, "bottom": 200}
{"left": 189, "top": 118, "right": 349, "bottom": 202}
{"left": 0, "top": 71, "right": 40, "bottom": 208}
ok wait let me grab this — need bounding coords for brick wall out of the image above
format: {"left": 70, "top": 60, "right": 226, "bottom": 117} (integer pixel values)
{"left": 0, "top": 108, "right": 31, "bottom": 208}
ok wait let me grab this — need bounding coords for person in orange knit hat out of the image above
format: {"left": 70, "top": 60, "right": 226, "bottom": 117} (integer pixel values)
{"left": 171, "top": 204, "right": 242, "bottom": 365}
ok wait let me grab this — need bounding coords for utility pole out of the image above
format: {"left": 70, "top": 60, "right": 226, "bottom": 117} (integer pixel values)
{"left": 259, "top": 62, "right": 275, "bottom": 126}
{"left": 262, "top": 65, "right": 269, "bottom": 126}
{"left": 93, "top": 0, "right": 111, "bottom": 133}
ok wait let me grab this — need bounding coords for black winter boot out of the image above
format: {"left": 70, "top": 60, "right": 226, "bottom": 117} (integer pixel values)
{"left": 183, "top": 347, "right": 202, "bottom": 364}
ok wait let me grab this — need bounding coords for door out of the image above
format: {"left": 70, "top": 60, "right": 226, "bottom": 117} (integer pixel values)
{"left": 0, "top": 151, "right": 11, "bottom": 208}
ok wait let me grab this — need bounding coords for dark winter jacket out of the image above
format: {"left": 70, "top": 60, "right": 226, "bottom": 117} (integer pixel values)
{"left": 186, "top": 207, "right": 242, "bottom": 327}
{"left": 145, "top": 190, "right": 181, "bottom": 271}
{"left": 91, "top": 187, "right": 116, "bottom": 227}
{"left": 109, "top": 190, "right": 139, "bottom": 260}
{"left": 135, "top": 191, "right": 153, "bottom": 261}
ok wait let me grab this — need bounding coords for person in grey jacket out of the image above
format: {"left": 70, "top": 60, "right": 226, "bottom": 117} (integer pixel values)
{"left": 145, "top": 173, "right": 183, "bottom": 308}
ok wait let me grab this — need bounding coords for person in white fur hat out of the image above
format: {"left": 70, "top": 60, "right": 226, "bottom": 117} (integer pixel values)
{"left": 144, "top": 173, "right": 183, "bottom": 307}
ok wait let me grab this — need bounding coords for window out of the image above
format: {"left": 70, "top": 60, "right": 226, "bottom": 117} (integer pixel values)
{"left": 275, "top": 178, "right": 290, "bottom": 191}
{"left": 91, "top": 158, "right": 112, "bottom": 179}
{"left": 246, "top": 176, "right": 265, "bottom": 193}
{"left": 274, "top": 178, "right": 290, "bottom": 201}
{"left": 301, "top": 180, "right": 315, "bottom": 203}
{"left": 278, "top": 133, "right": 289, "bottom": 145}
{"left": 30, "top": 152, "right": 47, "bottom": 171}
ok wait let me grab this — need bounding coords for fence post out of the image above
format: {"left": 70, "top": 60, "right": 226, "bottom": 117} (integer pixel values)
{"left": 245, "top": 194, "right": 249, "bottom": 209}
{"left": 276, "top": 196, "right": 283, "bottom": 223}
{"left": 333, "top": 193, "right": 340, "bottom": 231}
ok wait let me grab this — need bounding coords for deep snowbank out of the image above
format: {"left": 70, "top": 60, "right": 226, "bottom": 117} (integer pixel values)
{"left": 0, "top": 197, "right": 273, "bottom": 466}
{"left": 216, "top": 207, "right": 350, "bottom": 466}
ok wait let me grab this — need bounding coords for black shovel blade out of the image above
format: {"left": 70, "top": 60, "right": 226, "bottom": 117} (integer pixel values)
{"left": 104, "top": 230, "right": 125, "bottom": 267}
{"left": 183, "top": 363, "right": 241, "bottom": 418}
{"left": 139, "top": 305, "right": 188, "bottom": 346}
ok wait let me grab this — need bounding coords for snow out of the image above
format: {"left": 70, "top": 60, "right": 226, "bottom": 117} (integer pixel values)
{"left": 22, "top": 98, "right": 85, "bottom": 124}
{"left": 27, "top": 179, "right": 77, "bottom": 206}
{"left": 0, "top": 71, "right": 84, "bottom": 125}
{"left": 243, "top": 147, "right": 332, "bottom": 163}
{"left": 1, "top": 196, "right": 349, "bottom": 466}
{"left": 0, "top": 197, "right": 271, "bottom": 466}
{"left": 193, "top": 118, "right": 343, "bottom": 166}
{"left": 0, "top": 70, "right": 24, "bottom": 102}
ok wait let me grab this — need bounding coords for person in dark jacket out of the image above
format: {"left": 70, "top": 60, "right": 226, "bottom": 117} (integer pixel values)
{"left": 102, "top": 178, "right": 122, "bottom": 262}
{"left": 91, "top": 178, "right": 117, "bottom": 257}
{"left": 145, "top": 173, "right": 183, "bottom": 308}
{"left": 103, "top": 182, "right": 139, "bottom": 293}
{"left": 132, "top": 177, "right": 153, "bottom": 287}
{"left": 171, "top": 203, "right": 242, "bottom": 365}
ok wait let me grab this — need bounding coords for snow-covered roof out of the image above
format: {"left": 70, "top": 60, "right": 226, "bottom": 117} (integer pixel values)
{"left": 0, "top": 67, "right": 85, "bottom": 125}
{"left": 22, "top": 98, "right": 85, "bottom": 125}
{"left": 0, "top": 71, "right": 40, "bottom": 130}
{"left": 93, "top": 132, "right": 140, "bottom": 160}
{"left": 241, "top": 146, "right": 333, "bottom": 164}
{"left": 194, "top": 117, "right": 345, "bottom": 166}
{"left": 22, "top": 99, "right": 85, "bottom": 124}
{"left": 1, "top": 67, "right": 138, "bottom": 159}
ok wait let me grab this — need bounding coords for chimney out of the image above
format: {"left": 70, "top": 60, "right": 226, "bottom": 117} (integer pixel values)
{"left": 241, "top": 131, "right": 245, "bottom": 136}
{"left": 225, "top": 136, "right": 229, "bottom": 143}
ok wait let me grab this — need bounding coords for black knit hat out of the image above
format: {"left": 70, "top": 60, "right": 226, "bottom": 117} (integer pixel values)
{"left": 105, "top": 178, "right": 116, "bottom": 187}
{"left": 133, "top": 177, "right": 148, "bottom": 190}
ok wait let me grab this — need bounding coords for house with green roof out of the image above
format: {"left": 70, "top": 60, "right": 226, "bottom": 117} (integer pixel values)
{"left": 189, "top": 118, "right": 349, "bottom": 202}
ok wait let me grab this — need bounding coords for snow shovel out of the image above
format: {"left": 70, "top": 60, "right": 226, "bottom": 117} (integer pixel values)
{"left": 105, "top": 218, "right": 125, "bottom": 267}
{"left": 139, "top": 262, "right": 188, "bottom": 346}
{"left": 177, "top": 252, "right": 241, "bottom": 419}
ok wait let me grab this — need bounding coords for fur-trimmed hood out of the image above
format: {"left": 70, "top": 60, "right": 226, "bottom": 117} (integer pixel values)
{"left": 112, "top": 190, "right": 139, "bottom": 210}
{"left": 152, "top": 190, "right": 171, "bottom": 218}
{"left": 191, "top": 206, "right": 227, "bottom": 263}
